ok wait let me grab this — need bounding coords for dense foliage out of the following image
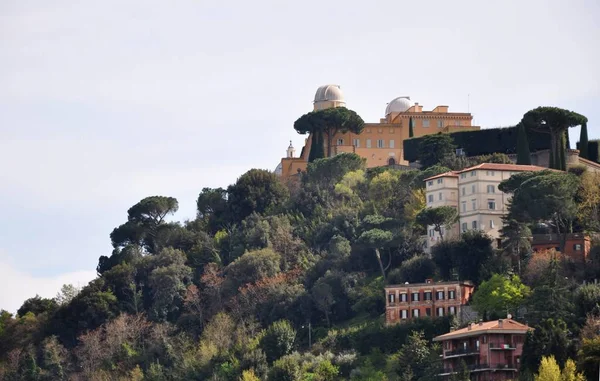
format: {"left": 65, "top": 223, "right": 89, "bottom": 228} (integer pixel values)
{"left": 1, "top": 119, "right": 600, "bottom": 380}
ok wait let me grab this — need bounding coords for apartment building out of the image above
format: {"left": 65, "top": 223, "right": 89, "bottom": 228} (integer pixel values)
{"left": 423, "top": 163, "right": 547, "bottom": 253}
{"left": 384, "top": 279, "right": 475, "bottom": 324}
{"left": 433, "top": 317, "right": 531, "bottom": 381}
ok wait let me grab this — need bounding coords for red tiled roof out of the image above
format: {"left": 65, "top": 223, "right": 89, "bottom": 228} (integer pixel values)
{"left": 433, "top": 318, "right": 531, "bottom": 341}
{"left": 423, "top": 163, "right": 549, "bottom": 182}
{"left": 455, "top": 163, "right": 547, "bottom": 174}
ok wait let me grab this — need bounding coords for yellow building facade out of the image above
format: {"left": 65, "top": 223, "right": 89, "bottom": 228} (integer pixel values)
{"left": 278, "top": 85, "right": 478, "bottom": 178}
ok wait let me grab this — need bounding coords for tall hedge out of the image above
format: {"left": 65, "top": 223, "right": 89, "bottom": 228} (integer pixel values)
{"left": 577, "top": 139, "right": 600, "bottom": 164}
{"left": 403, "top": 126, "right": 551, "bottom": 162}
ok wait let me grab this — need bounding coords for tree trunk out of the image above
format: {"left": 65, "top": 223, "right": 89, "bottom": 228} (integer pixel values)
{"left": 374, "top": 248, "right": 387, "bottom": 281}
{"left": 549, "top": 132, "right": 558, "bottom": 169}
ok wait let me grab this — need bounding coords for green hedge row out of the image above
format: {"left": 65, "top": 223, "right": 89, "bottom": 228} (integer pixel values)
{"left": 403, "top": 126, "right": 551, "bottom": 162}
{"left": 576, "top": 139, "right": 600, "bottom": 163}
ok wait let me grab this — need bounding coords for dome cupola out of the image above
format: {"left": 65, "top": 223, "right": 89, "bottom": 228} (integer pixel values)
{"left": 385, "top": 96, "right": 413, "bottom": 115}
{"left": 313, "top": 84, "right": 346, "bottom": 110}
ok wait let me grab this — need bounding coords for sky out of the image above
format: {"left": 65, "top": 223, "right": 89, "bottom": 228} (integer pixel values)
{"left": 1, "top": 0, "right": 599, "bottom": 313}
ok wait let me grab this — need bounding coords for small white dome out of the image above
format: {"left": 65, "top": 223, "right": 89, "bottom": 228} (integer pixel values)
{"left": 385, "top": 96, "right": 413, "bottom": 115}
{"left": 314, "top": 84, "right": 345, "bottom": 103}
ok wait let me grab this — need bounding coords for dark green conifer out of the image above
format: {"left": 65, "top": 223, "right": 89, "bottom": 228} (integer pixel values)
{"left": 516, "top": 123, "right": 531, "bottom": 165}
{"left": 579, "top": 122, "right": 589, "bottom": 159}
{"left": 409, "top": 117, "right": 415, "bottom": 138}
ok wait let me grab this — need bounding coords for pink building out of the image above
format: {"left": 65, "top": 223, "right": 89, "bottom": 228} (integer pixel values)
{"left": 433, "top": 318, "right": 531, "bottom": 381}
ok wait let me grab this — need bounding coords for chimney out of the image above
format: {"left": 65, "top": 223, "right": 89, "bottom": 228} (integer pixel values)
{"left": 479, "top": 320, "right": 483, "bottom": 326}
{"left": 468, "top": 323, "right": 474, "bottom": 331}
{"left": 425, "top": 279, "right": 433, "bottom": 284}
{"left": 498, "top": 319, "right": 504, "bottom": 328}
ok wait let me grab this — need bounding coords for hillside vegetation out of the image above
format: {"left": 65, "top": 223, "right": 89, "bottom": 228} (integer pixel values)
{"left": 1, "top": 147, "right": 600, "bottom": 380}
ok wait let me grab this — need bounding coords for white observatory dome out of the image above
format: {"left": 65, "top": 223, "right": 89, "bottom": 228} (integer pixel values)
{"left": 314, "top": 84, "right": 345, "bottom": 103}
{"left": 385, "top": 96, "right": 413, "bottom": 115}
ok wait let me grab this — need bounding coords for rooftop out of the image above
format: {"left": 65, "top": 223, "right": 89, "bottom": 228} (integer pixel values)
{"left": 385, "top": 280, "right": 474, "bottom": 289}
{"left": 423, "top": 163, "right": 548, "bottom": 181}
{"left": 433, "top": 318, "right": 531, "bottom": 341}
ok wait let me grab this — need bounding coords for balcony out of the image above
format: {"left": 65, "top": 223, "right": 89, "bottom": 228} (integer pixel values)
{"left": 489, "top": 342, "right": 516, "bottom": 350}
{"left": 444, "top": 347, "right": 480, "bottom": 358}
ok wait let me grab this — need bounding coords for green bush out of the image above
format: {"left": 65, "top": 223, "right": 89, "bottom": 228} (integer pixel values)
{"left": 403, "top": 125, "right": 551, "bottom": 162}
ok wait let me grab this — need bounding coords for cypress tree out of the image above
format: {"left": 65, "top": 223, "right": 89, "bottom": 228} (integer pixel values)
{"left": 308, "top": 130, "right": 325, "bottom": 162}
{"left": 409, "top": 117, "right": 415, "bottom": 138}
{"left": 516, "top": 123, "right": 531, "bottom": 165}
{"left": 558, "top": 132, "right": 567, "bottom": 171}
{"left": 579, "top": 122, "right": 589, "bottom": 159}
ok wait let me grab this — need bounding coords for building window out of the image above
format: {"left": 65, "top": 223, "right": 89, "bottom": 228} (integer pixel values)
{"left": 449, "top": 306, "right": 456, "bottom": 315}
{"left": 436, "top": 291, "right": 445, "bottom": 300}
{"left": 574, "top": 244, "right": 582, "bottom": 251}
{"left": 490, "top": 220, "right": 495, "bottom": 229}
{"left": 461, "top": 202, "right": 466, "bottom": 212}
{"left": 487, "top": 185, "right": 495, "bottom": 193}
{"left": 353, "top": 138, "right": 360, "bottom": 147}
{"left": 412, "top": 309, "right": 420, "bottom": 318}
{"left": 424, "top": 292, "right": 432, "bottom": 301}
{"left": 461, "top": 187, "right": 466, "bottom": 196}
{"left": 429, "top": 229, "right": 435, "bottom": 237}
{"left": 426, "top": 308, "right": 432, "bottom": 316}
{"left": 400, "top": 293, "right": 407, "bottom": 302}
{"left": 488, "top": 200, "right": 496, "bottom": 210}
{"left": 427, "top": 181, "right": 433, "bottom": 187}
{"left": 412, "top": 292, "right": 420, "bottom": 302}
{"left": 423, "top": 119, "right": 430, "bottom": 127}
{"left": 366, "top": 139, "right": 372, "bottom": 148}
{"left": 486, "top": 171, "right": 495, "bottom": 176}
{"left": 388, "top": 294, "right": 395, "bottom": 303}
{"left": 448, "top": 290, "right": 456, "bottom": 300}
{"left": 438, "top": 192, "right": 442, "bottom": 201}
{"left": 472, "top": 199, "right": 477, "bottom": 210}
{"left": 428, "top": 195, "right": 433, "bottom": 203}
{"left": 472, "top": 220, "right": 478, "bottom": 229}
{"left": 437, "top": 178, "right": 443, "bottom": 184}
{"left": 454, "top": 120, "right": 460, "bottom": 126}
{"left": 437, "top": 120, "right": 444, "bottom": 128}
{"left": 377, "top": 139, "right": 385, "bottom": 148}
{"left": 471, "top": 171, "right": 476, "bottom": 177}
{"left": 462, "top": 222, "right": 467, "bottom": 232}
{"left": 401, "top": 310, "right": 408, "bottom": 319}
{"left": 337, "top": 138, "right": 344, "bottom": 145}
{"left": 472, "top": 185, "right": 476, "bottom": 193}
{"left": 460, "top": 173, "right": 466, "bottom": 179}
{"left": 437, "top": 307, "right": 444, "bottom": 316}
{"left": 389, "top": 140, "right": 395, "bottom": 149}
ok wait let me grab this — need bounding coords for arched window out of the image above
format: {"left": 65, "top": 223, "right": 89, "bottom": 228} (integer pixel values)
{"left": 388, "top": 157, "right": 396, "bottom": 166}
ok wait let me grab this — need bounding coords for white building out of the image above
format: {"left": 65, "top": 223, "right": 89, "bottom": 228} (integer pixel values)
{"left": 423, "top": 163, "right": 547, "bottom": 253}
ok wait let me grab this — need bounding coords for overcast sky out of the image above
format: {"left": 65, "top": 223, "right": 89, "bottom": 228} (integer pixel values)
{"left": 1, "top": 0, "right": 599, "bottom": 313}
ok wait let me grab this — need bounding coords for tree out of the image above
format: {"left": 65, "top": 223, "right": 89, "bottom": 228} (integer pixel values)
{"left": 227, "top": 169, "right": 289, "bottom": 221}
{"left": 561, "top": 359, "right": 585, "bottom": 381}
{"left": 196, "top": 187, "right": 229, "bottom": 233}
{"left": 393, "top": 255, "right": 436, "bottom": 284}
{"left": 521, "top": 319, "right": 570, "bottom": 374}
{"left": 225, "top": 248, "right": 281, "bottom": 289}
{"left": 409, "top": 117, "right": 415, "bottom": 138}
{"left": 521, "top": 107, "right": 587, "bottom": 170}
{"left": 578, "top": 337, "right": 600, "bottom": 380}
{"left": 269, "top": 355, "right": 302, "bottom": 381}
{"left": 308, "top": 129, "right": 325, "bottom": 162}
{"left": 259, "top": 320, "right": 296, "bottom": 363}
{"left": 472, "top": 274, "right": 530, "bottom": 318}
{"left": 55, "top": 284, "right": 80, "bottom": 306}
{"left": 502, "top": 171, "right": 579, "bottom": 253}
{"left": 110, "top": 196, "right": 179, "bottom": 252}
{"left": 416, "top": 206, "right": 458, "bottom": 241}
{"left": 17, "top": 295, "right": 58, "bottom": 317}
{"left": 534, "top": 355, "right": 561, "bottom": 381}
{"left": 579, "top": 122, "right": 589, "bottom": 159}
{"left": 357, "top": 215, "right": 398, "bottom": 280}
{"left": 417, "top": 133, "right": 456, "bottom": 169}
{"left": 517, "top": 122, "right": 532, "bottom": 165}
{"left": 312, "top": 280, "right": 334, "bottom": 326}
{"left": 499, "top": 217, "right": 532, "bottom": 275}
{"left": 294, "top": 107, "right": 365, "bottom": 158}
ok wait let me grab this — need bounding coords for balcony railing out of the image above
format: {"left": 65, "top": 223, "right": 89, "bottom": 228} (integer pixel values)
{"left": 440, "top": 363, "right": 517, "bottom": 375}
{"left": 489, "top": 342, "right": 516, "bottom": 350}
{"left": 444, "top": 347, "right": 480, "bottom": 357}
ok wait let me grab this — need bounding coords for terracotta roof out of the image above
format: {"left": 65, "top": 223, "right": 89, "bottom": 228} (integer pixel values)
{"left": 423, "top": 171, "right": 459, "bottom": 181}
{"left": 385, "top": 280, "right": 474, "bottom": 289}
{"left": 455, "top": 163, "right": 547, "bottom": 174}
{"left": 423, "top": 163, "right": 548, "bottom": 182}
{"left": 433, "top": 318, "right": 531, "bottom": 341}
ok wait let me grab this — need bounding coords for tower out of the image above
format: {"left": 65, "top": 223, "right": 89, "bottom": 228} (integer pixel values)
{"left": 286, "top": 140, "right": 295, "bottom": 158}
{"left": 313, "top": 84, "right": 346, "bottom": 111}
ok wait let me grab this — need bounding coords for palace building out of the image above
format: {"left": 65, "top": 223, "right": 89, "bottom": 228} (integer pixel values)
{"left": 277, "top": 85, "right": 478, "bottom": 179}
